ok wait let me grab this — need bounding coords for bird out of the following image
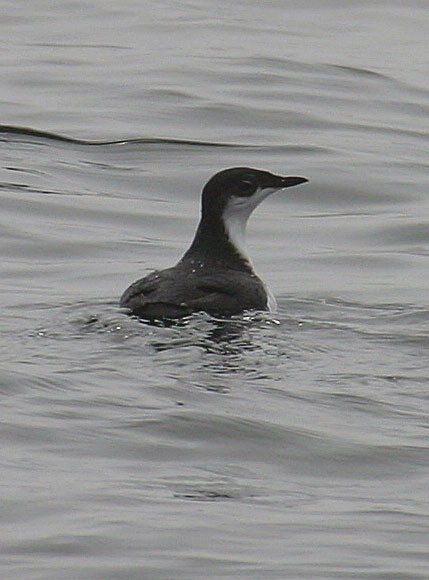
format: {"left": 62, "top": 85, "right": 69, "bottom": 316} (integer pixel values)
{"left": 120, "top": 167, "right": 308, "bottom": 320}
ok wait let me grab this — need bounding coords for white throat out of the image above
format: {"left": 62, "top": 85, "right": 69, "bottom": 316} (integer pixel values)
{"left": 223, "top": 205, "right": 251, "bottom": 262}
{"left": 222, "top": 187, "right": 280, "bottom": 312}
{"left": 222, "top": 187, "right": 279, "bottom": 263}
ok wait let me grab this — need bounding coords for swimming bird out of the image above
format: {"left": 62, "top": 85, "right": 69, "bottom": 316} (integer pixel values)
{"left": 120, "top": 167, "right": 308, "bottom": 320}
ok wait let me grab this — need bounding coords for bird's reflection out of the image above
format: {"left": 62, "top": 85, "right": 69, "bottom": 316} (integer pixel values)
{"left": 145, "top": 313, "right": 272, "bottom": 355}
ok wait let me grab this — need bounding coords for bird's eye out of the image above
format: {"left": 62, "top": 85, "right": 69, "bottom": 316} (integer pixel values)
{"left": 236, "top": 179, "right": 256, "bottom": 196}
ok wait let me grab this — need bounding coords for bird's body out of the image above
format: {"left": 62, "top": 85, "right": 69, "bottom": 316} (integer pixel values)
{"left": 120, "top": 167, "right": 308, "bottom": 320}
{"left": 120, "top": 261, "right": 267, "bottom": 320}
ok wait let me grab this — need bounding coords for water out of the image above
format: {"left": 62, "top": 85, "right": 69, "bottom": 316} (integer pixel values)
{"left": 1, "top": 1, "right": 428, "bottom": 578}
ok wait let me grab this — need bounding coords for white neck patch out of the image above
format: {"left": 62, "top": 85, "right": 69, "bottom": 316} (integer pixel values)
{"left": 222, "top": 186, "right": 281, "bottom": 311}
{"left": 222, "top": 187, "right": 279, "bottom": 263}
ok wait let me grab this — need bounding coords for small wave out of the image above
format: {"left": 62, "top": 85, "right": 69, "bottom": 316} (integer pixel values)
{"left": 0, "top": 124, "right": 333, "bottom": 156}
{"left": 0, "top": 124, "right": 251, "bottom": 149}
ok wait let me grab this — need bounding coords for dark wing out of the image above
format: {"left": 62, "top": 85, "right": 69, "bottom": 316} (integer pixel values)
{"left": 120, "top": 266, "right": 267, "bottom": 319}
{"left": 119, "top": 268, "right": 193, "bottom": 319}
{"left": 188, "top": 271, "right": 268, "bottom": 315}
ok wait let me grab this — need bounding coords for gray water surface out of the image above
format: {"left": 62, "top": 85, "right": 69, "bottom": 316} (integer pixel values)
{"left": 1, "top": 1, "right": 428, "bottom": 579}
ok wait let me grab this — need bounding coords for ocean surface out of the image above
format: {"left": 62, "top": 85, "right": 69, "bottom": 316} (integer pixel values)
{"left": 1, "top": 1, "right": 428, "bottom": 579}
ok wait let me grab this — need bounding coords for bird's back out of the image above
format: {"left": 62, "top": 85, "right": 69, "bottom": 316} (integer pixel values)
{"left": 120, "top": 261, "right": 268, "bottom": 320}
